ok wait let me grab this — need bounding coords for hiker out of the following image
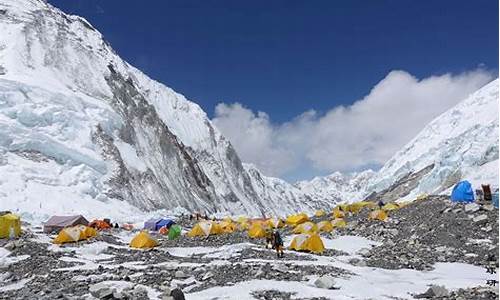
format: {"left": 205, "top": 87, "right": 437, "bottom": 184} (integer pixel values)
{"left": 377, "top": 200, "right": 385, "bottom": 208}
{"left": 273, "top": 230, "right": 284, "bottom": 258}
{"left": 114, "top": 223, "right": 119, "bottom": 229}
{"left": 265, "top": 229, "right": 274, "bottom": 249}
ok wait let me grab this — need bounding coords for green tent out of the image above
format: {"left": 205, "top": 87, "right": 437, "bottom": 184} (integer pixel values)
{"left": 168, "top": 224, "right": 181, "bottom": 240}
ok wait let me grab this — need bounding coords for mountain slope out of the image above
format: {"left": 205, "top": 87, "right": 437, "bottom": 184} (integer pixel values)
{"left": 0, "top": 0, "right": 321, "bottom": 222}
{"left": 299, "top": 79, "right": 499, "bottom": 202}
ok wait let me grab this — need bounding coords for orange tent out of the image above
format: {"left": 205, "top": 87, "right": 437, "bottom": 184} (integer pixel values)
{"left": 89, "top": 220, "right": 111, "bottom": 230}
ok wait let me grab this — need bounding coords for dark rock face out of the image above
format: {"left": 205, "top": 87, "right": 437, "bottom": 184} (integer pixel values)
{"left": 89, "top": 64, "right": 219, "bottom": 212}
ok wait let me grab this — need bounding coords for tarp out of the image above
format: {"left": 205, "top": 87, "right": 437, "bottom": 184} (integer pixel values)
{"left": 44, "top": 215, "right": 89, "bottom": 233}
{"left": 286, "top": 213, "right": 309, "bottom": 226}
{"left": 130, "top": 231, "right": 158, "bottom": 249}
{"left": 144, "top": 218, "right": 175, "bottom": 231}
{"left": 248, "top": 222, "right": 268, "bottom": 238}
{"left": 168, "top": 224, "right": 182, "bottom": 240}
{"left": 368, "top": 210, "right": 388, "bottom": 221}
{"left": 292, "top": 222, "right": 318, "bottom": 234}
{"left": 451, "top": 181, "right": 475, "bottom": 203}
{"left": 53, "top": 225, "right": 97, "bottom": 244}
{"left": 317, "top": 220, "right": 333, "bottom": 233}
{"left": 89, "top": 220, "right": 111, "bottom": 230}
{"left": 289, "top": 233, "right": 325, "bottom": 254}
{"left": 493, "top": 191, "right": 499, "bottom": 208}
{"left": 156, "top": 218, "right": 175, "bottom": 230}
{"left": 0, "top": 213, "right": 21, "bottom": 239}
{"left": 187, "top": 221, "right": 222, "bottom": 237}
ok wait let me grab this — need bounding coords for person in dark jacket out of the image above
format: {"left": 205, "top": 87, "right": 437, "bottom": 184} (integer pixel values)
{"left": 273, "top": 230, "right": 284, "bottom": 258}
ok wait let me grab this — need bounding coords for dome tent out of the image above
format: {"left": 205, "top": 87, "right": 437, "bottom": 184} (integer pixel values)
{"left": 451, "top": 180, "right": 475, "bottom": 203}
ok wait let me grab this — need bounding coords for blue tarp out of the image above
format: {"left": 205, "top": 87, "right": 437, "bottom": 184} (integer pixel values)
{"left": 156, "top": 218, "right": 175, "bottom": 230}
{"left": 451, "top": 181, "right": 475, "bottom": 203}
{"left": 492, "top": 191, "right": 499, "bottom": 208}
{"left": 143, "top": 218, "right": 175, "bottom": 231}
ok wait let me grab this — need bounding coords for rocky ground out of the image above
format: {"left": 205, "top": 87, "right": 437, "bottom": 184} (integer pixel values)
{"left": 0, "top": 196, "right": 498, "bottom": 299}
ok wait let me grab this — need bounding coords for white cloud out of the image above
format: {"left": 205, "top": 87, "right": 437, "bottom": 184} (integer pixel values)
{"left": 212, "top": 69, "right": 494, "bottom": 179}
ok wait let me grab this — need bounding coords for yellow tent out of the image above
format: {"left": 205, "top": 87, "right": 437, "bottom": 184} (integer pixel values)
{"left": 416, "top": 193, "right": 428, "bottom": 201}
{"left": 289, "top": 233, "right": 325, "bottom": 254}
{"left": 248, "top": 222, "right": 269, "bottom": 238}
{"left": 130, "top": 231, "right": 159, "bottom": 249}
{"left": 368, "top": 210, "right": 388, "bottom": 221}
{"left": 219, "top": 221, "right": 236, "bottom": 233}
{"left": 314, "top": 210, "right": 326, "bottom": 217}
{"left": 267, "top": 218, "right": 285, "bottom": 228}
{"left": 292, "top": 221, "right": 318, "bottom": 234}
{"left": 53, "top": 225, "right": 97, "bottom": 244}
{"left": 317, "top": 220, "right": 333, "bottom": 233}
{"left": 286, "top": 213, "right": 309, "bottom": 226}
{"left": 0, "top": 213, "right": 21, "bottom": 239}
{"left": 222, "top": 216, "right": 234, "bottom": 223}
{"left": 331, "top": 218, "right": 347, "bottom": 228}
{"left": 382, "top": 203, "right": 400, "bottom": 211}
{"left": 187, "top": 221, "right": 223, "bottom": 237}
{"left": 347, "top": 201, "right": 375, "bottom": 214}
{"left": 237, "top": 221, "right": 250, "bottom": 231}
{"left": 237, "top": 216, "right": 248, "bottom": 224}
{"left": 332, "top": 207, "right": 346, "bottom": 219}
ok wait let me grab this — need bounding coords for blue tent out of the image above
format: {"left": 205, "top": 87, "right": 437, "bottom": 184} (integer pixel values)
{"left": 451, "top": 181, "right": 475, "bottom": 203}
{"left": 156, "top": 218, "right": 175, "bottom": 230}
{"left": 143, "top": 218, "right": 175, "bottom": 231}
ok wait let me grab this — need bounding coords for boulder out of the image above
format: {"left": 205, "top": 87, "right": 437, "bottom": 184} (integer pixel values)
{"left": 174, "top": 270, "right": 188, "bottom": 278}
{"left": 415, "top": 285, "right": 449, "bottom": 298}
{"left": 89, "top": 284, "right": 114, "bottom": 299}
{"left": 273, "top": 264, "right": 289, "bottom": 273}
{"left": 465, "top": 203, "right": 480, "bottom": 213}
{"left": 472, "top": 214, "right": 488, "bottom": 225}
{"left": 314, "top": 275, "right": 337, "bottom": 289}
{"left": 171, "top": 288, "right": 186, "bottom": 300}
{"left": 202, "top": 271, "right": 214, "bottom": 281}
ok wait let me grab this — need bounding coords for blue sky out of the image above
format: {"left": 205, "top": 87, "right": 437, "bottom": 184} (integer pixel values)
{"left": 49, "top": 0, "right": 498, "bottom": 181}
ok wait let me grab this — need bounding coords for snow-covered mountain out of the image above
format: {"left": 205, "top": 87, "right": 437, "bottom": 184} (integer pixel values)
{"left": 300, "top": 79, "right": 499, "bottom": 202}
{"left": 0, "top": 0, "right": 496, "bottom": 223}
{"left": 0, "top": 0, "right": 322, "bottom": 222}
{"left": 295, "top": 170, "right": 376, "bottom": 203}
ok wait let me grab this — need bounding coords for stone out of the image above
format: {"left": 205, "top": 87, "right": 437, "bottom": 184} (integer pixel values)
{"left": 415, "top": 285, "right": 449, "bottom": 298}
{"left": 482, "top": 204, "right": 495, "bottom": 211}
{"left": 159, "top": 285, "right": 172, "bottom": 295}
{"left": 273, "top": 264, "right": 289, "bottom": 273}
{"left": 314, "top": 275, "right": 337, "bottom": 289}
{"left": 171, "top": 288, "right": 186, "bottom": 300}
{"left": 174, "top": 270, "right": 187, "bottom": 278}
{"left": 202, "top": 271, "right": 214, "bottom": 281}
{"left": 4, "top": 241, "right": 21, "bottom": 251}
{"left": 472, "top": 214, "right": 488, "bottom": 224}
{"left": 482, "top": 225, "right": 493, "bottom": 233}
{"left": 357, "top": 248, "right": 371, "bottom": 256}
{"left": 465, "top": 203, "right": 480, "bottom": 213}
